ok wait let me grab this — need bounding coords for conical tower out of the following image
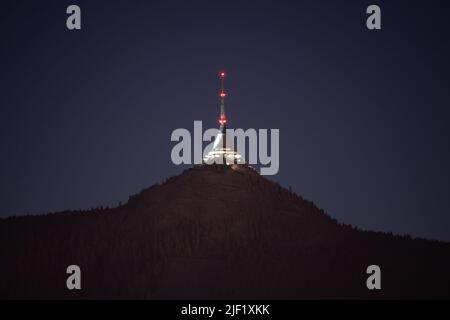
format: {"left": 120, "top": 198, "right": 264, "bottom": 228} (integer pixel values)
{"left": 203, "top": 71, "right": 243, "bottom": 165}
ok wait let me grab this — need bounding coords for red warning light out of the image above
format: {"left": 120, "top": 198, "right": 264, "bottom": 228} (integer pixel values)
{"left": 220, "top": 72, "right": 225, "bottom": 77}
{"left": 220, "top": 91, "right": 226, "bottom": 98}
{"left": 219, "top": 116, "right": 227, "bottom": 125}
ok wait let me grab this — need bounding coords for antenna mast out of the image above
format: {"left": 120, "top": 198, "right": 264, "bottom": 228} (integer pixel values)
{"left": 219, "top": 72, "right": 227, "bottom": 163}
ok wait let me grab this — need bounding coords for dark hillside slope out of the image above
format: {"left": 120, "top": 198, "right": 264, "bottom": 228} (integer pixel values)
{"left": 1, "top": 165, "right": 449, "bottom": 299}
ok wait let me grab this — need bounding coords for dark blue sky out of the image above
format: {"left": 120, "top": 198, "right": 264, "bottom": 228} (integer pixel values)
{"left": 1, "top": 0, "right": 449, "bottom": 241}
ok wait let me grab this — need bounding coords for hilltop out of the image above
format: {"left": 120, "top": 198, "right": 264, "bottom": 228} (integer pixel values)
{"left": 1, "top": 164, "right": 449, "bottom": 299}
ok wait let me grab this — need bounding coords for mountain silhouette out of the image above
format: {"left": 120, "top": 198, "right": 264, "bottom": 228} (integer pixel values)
{"left": 1, "top": 164, "right": 449, "bottom": 299}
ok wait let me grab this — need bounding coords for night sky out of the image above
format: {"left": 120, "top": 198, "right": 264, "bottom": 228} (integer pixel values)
{"left": 1, "top": 0, "right": 449, "bottom": 241}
